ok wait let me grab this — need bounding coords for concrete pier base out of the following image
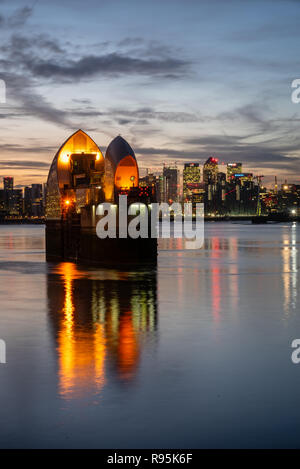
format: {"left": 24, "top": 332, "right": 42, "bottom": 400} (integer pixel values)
{"left": 46, "top": 220, "right": 157, "bottom": 266}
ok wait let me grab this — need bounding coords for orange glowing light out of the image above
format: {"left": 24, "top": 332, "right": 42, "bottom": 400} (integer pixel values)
{"left": 114, "top": 155, "right": 139, "bottom": 190}
{"left": 65, "top": 199, "right": 70, "bottom": 206}
{"left": 96, "top": 153, "right": 101, "bottom": 161}
{"left": 60, "top": 152, "right": 70, "bottom": 163}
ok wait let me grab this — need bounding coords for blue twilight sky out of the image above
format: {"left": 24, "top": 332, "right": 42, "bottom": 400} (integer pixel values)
{"left": 1, "top": 0, "right": 300, "bottom": 186}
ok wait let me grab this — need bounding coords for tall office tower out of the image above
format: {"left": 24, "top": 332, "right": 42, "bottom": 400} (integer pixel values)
{"left": 0, "top": 189, "right": 5, "bottom": 213}
{"left": 11, "top": 189, "right": 23, "bottom": 216}
{"left": 163, "top": 165, "right": 179, "bottom": 203}
{"left": 232, "top": 173, "right": 253, "bottom": 187}
{"left": 217, "top": 172, "right": 226, "bottom": 183}
{"left": 235, "top": 183, "right": 240, "bottom": 201}
{"left": 227, "top": 163, "right": 242, "bottom": 181}
{"left": 3, "top": 177, "right": 13, "bottom": 191}
{"left": 203, "top": 157, "right": 219, "bottom": 184}
{"left": 43, "top": 183, "right": 47, "bottom": 210}
{"left": 24, "top": 186, "right": 32, "bottom": 216}
{"left": 31, "top": 183, "right": 44, "bottom": 217}
{"left": 183, "top": 163, "right": 201, "bottom": 201}
{"left": 156, "top": 174, "right": 164, "bottom": 203}
{"left": 3, "top": 176, "right": 14, "bottom": 213}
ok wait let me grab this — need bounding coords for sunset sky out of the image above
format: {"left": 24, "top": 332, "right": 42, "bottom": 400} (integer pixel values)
{"left": 1, "top": 0, "right": 300, "bottom": 187}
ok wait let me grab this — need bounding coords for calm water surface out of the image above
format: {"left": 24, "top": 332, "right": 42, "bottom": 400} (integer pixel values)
{"left": 0, "top": 223, "right": 300, "bottom": 448}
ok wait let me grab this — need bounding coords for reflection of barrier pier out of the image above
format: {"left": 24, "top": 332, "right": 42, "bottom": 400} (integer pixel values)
{"left": 45, "top": 130, "right": 157, "bottom": 265}
{"left": 47, "top": 263, "right": 157, "bottom": 397}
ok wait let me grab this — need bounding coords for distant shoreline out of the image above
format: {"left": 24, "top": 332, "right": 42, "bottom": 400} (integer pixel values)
{"left": 0, "top": 219, "right": 45, "bottom": 225}
{"left": 0, "top": 216, "right": 299, "bottom": 225}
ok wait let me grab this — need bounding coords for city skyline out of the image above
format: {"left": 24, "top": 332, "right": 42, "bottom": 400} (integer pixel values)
{"left": 0, "top": 155, "right": 295, "bottom": 190}
{"left": 1, "top": 0, "right": 300, "bottom": 186}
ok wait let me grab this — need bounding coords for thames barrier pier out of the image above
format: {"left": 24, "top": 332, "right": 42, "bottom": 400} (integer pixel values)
{"left": 45, "top": 130, "right": 157, "bottom": 265}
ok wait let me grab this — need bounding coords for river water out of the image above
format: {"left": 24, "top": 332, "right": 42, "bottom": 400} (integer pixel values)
{"left": 0, "top": 222, "right": 299, "bottom": 448}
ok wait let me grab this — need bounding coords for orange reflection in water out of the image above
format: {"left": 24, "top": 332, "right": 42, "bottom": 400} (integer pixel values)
{"left": 52, "top": 262, "right": 156, "bottom": 399}
{"left": 57, "top": 263, "right": 106, "bottom": 398}
{"left": 117, "top": 311, "right": 139, "bottom": 380}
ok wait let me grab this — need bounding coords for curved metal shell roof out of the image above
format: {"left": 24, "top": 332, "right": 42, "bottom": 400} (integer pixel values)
{"left": 105, "top": 136, "right": 137, "bottom": 169}
{"left": 47, "top": 129, "right": 103, "bottom": 182}
{"left": 46, "top": 129, "right": 104, "bottom": 218}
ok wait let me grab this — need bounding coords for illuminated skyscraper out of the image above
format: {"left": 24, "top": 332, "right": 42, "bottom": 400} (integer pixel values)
{"left": 183, "top": 163, "right": 201, "bottom": 201}
{"left": 163, "top": 164, "right": 179, "bottom": 203}
{"left": 24, "top": 186, "right": 32, "bottom": 216}
{"left": 0, "top": 189, "right": 5, "bottom": 213}
{"left": 31, "top": 184, "right": 43, "bottom": 217}
{"left": 10, "top": 189, "right": 23, "bottom": 216}
{"left": 157, "top": 174, "right": 164, "bottom": 203}
{"left": 3, "top": 177, "right": 13, "bottom": 191}
{"left": 227, "top": 163, "right": 242, "bottom": 181}
{"left": 203, "top": 157, "right": 219, "bottom": 184}
{"left": 3, "top": 176, "right": 14, "bottom": 213}
{"left": 232, "top": 173, "right": 253, "bottom": 186}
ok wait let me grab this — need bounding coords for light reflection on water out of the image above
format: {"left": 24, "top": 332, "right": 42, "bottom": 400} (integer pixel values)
{"left": 282, "top": 223, "right": 298, "bottom": 314}
{"left": 48, "top": 262, "right": 157, "bottom": 399}
{"left": 0, "top": 223, "right": 300, "bottom": 448}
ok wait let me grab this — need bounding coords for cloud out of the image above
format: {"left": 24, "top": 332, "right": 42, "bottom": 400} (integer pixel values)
{"left": 1, "top": 29, "right": 190, "bottom": 81}
{"left": 0, "top": 143, "right": 56, "bottom": 154}
{"left": 109, "top": 107, "right": 200, "bottom": 123}
{"left": 117, "top": 118, "right": 134, "bottom": 125}
{"left": 8, "top": 6, "right": 33, "bottom": 27}
{"left": 0, "top": 29, "right": 191, "bottom": 129}
{"left": 118, "top": 37, "right": 145, "bottom": 48}
{"left": 18, "top": 92, "right": 70, "bottom": 126}
{"left": 1, "top": 33, "right": 64, "bottom": 56}
{"left": 1, "top": 31, "right": 190, "bottom": 83}
{"left": 70, "top": 110, "right": 104, "bottom": 117}
{"left": 216, "top": 103, "right": 283, "bottom": 136}
{"left": 184, "top": 135, "right": 246, "bottom": 146}
{"left": 0, "top": 160, "right": 50, "bottom": 169}
{"left": 0, "top": 71, "right": 71, "bottom": 126}
{"left": 0, "top": 6, "right": 33, "bottom": 29}
{"left": 21, "top": 53, "right": 189, "bottom": 82}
